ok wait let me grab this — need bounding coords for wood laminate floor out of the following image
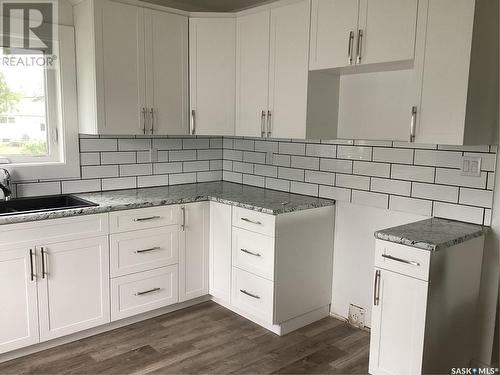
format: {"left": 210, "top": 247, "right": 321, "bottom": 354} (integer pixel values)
{"left": 0, "top": 302, "right": 370, "bottom": 375}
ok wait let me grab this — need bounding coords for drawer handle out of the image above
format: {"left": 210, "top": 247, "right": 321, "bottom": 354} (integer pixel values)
{"left": 381, "top": 254, "right": 420, "bottom": 267}
{"left": 241, "top": 217, "right": 262, "bottom": 225}
{"left": 241, "top": 248, "right": 261, "bottom": 257}
{"left": 240, "top": 289, "right": 260, "bottom": 299}
{"left": 133, "top": 216, "right": 162, "bottom": 222}
{"left": 134, "top": 246, "right": 161, "bottom": 254}
{"left": 135, "top": 287, "right": 161, "bottom": 296}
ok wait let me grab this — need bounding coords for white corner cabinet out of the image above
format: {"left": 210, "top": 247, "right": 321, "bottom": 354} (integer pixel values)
{"left": 369, "top": 237, "right": 485, "bottom": 374}
{"left": 74, "top": 0, "right": 189, "bottom": 135}
{"left": 235, "top": 0, "right": 311, "bottom": 139}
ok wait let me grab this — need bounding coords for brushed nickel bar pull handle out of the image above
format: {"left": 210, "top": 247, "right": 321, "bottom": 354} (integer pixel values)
{"left": 381, "top": 253, "right": 420, "bottom": 267}
{"left": 135, "top": 287, "right": 161, "bottom": 296}
{"left": 261, "top": 110, "right": 266, "bottom": 137}
{"left": 150, "top": 108, "right": 155, "bottom": 135}
{"left": 241, "top": 248, "right": 262, "bottom": 257}
{"left": 190, "top": 109, "right": 196, "bottom": 135}
{"left": 41, "top": 247, "right": 47, "bottom": 279}
{"left": 240, "top": 289, "right": 260, "bottom": 299}
{"left": 142, "top": 107, "right": 147, "bottom": 135}
{"left": 410, "top": 106, "right": 417, "bottom": 143}
{"left": 356, "top": 29, "right": 363, "bottom": 64}
{"left": 134, "top": 246, "right": 161, "bottom": 254}
{"left": 29, "top": 249, "right": 35, "bottom": 281}
{"left": 180, "top": 206, "right": 186, "bottom": 231}
{"left": 374, "top": 270, "right": 381, "bottom": 306}
{"left": 133, "top": 216, "right": 161, "bottom": 222}
{"left": 267, "top": 110, "right": 272, "bottom": 138}
{"left": 347, "top": 30, "right": 354, "bottom": 64}
{"left": 241, "top": 217, "right": 262, "bottom": 225}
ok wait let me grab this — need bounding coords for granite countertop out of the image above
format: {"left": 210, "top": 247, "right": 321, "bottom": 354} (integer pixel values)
{"left": 374, "top": 217, "right": 490, "bottom": 251}
{"left": 0, "top": 181, "right": 336, "bottom": 225}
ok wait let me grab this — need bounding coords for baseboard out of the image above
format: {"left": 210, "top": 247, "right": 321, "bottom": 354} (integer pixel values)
{"left": 0, "top": 295, "right": 211, "bottom": 363}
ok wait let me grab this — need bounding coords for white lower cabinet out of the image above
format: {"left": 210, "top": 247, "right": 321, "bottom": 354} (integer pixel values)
{"left": 37, "top": 237, "right": 110, "bottom": 342}
{"left": 0, "top": 248, "right": 39, "bottom": 353}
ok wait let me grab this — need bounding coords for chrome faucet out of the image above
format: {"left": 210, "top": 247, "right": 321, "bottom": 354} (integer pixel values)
{"left": 0, "top": 169, "right": 12, "bottom": 201}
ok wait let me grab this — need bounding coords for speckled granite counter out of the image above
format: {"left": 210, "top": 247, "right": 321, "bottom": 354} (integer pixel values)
{"left": 0, "top": 182, "right": 335, "bottom": 225}
{"left": 375, "top": 217, "right": 489, "bottom": 251}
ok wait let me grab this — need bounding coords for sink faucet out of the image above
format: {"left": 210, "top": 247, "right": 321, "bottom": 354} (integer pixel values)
{"left": 0, "top": 169, "right": 12, "bottom": 201}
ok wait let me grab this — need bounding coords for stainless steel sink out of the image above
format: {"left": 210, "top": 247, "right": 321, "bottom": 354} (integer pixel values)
{"left": 0, "top": 195, "right": 98, "bottom": 217}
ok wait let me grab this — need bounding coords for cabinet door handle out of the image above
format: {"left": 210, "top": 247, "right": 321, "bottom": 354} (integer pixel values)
{"left": 180, "top": 206, "right": 186, "bottom": 231}
{"left": 141, "top": 107, "right": 147, "bottom": 135}
{"left": 261, "top": 110, "right": 266, "bottom": 137}
{"left": 135, "top": 287, "right": 161, "bottom": 296}
{"left": 29, "top": 249, "right": 35, "bottom": 281}
{"left": 241, "top": 217, "right": 262, "bottom": 225}
{"left": 373, "top": 270, "right": 381, "bottom": 306}
{"left": 267, "top": 110, "right": 272, "bottom": 138}
{"left": 240, "top": 289, "right": 260, "bottom": 299}
{"left": 241, "top": 248, "right": 262, "bottom": 257}
{"left": 356, "top": 29, "right": 363, "bottom": 64}
{"left": 134, "top": 246, "right": 161, "bottom": 254}
{"left": 150, "top": 108, "right": 155, "bottom": 135}
{"left": 381, "top": 253, "right": 420, "bottom": 267}
{"left": 347, "top": 30, "right": 354, "bottom": 65}
{"left": 41, "top": 247, "right": 47, "bottom": 279}
{"left": 133, "top": 216, "right": 161, "bottom": 222}
{"left": 190, "top": 109, "right": 196, "bottom": 135}
{"left": 410, "top": 106, "right": 417, "bottom": 143}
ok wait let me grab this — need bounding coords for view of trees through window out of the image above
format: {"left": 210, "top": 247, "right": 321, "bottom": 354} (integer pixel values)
{"left": 0, "top": 50, "right": 49, "bottom": 157}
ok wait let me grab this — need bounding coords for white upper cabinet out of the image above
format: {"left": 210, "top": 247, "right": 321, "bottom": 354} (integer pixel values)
{"left": 189, "top": 17, "right": 236, "bottom": 136}
{"left": 235, "top": 10, "right": 271, "bottom": 137}
{"left": 413, "top": 0, "right": 498, "bottom": 145}
{"left": 236, "top": 0, "right": 311, "bottom": 139}
{"left": 74, "top": 0, "right": 188, "bottom": 135}
{"left": 310, "top": 0, "right": 418, "bottom": 71}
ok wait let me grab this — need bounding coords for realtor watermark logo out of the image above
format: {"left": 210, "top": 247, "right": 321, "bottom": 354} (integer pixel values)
{"left": 0, "top": 0, "right": 58, "bottom": 66}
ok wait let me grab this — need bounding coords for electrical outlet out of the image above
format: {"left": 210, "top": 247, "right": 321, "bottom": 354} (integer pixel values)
{"left": 461, "top": 156, "right": 481, "bottom": 177}
{"left": 348, "top": 304, "right": 365, "bottom": 328}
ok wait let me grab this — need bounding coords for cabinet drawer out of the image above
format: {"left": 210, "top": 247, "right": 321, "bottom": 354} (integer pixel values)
{"left": 109, "top": 206, "right": 179, "bottom": 233}
{"left": 231, "top": 267, "right": 274, "bottom": 324}
{"left": 232, "top": 207, "right": 275, "bottom": 237}
{"left": 375, "top": 240, "right": 431, "bottom": 281}
{"left": 110, "top": 226, "right": 179, "bottom": 277}
{"left": 111, "top": 265, "right": 179, "bottom": 321}
{"left": 232, "top": 227, "right": 275, "bottom": 281}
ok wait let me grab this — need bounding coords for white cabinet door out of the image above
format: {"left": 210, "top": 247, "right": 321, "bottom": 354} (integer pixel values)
{"left": 189, "top": 18, "right": 236, "bottom": 136}
{"left": 268, "top": 0, "right": 311, "bottom": 139}
{"left": 235, "top": 9, "right": 270, "bottom": 137}
{"left": 358, "top": 0, "right": 418, "bottom": 65}
{"left": 98, "top": 0, "right": 146, "bottom": 135}
{"left": 415, "top": 0, "right": 475, "bottom": 145}
{"left": 209, "top": 202, "right": 232, "bottom": 303}
{"left": 309, "top": 0, "right": 360, "bottom": 70}
{"left": 0, "top": 248, "right": 39, "bottom": 354}
{"left": 37, "top": 237, "right": 110, "bottom": 342}
{"left": 145, "top": 10, "right": 188, "bottom": 135}
{"left": 369, "top": 268, "right": 428, "bottom": 375}
{"left": 179, "top": 202, "right": 209, "bottom": 302}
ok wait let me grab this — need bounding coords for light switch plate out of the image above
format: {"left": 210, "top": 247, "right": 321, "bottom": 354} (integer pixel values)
{"left": 461, "top": 156, "right": 481, "bottom": 177}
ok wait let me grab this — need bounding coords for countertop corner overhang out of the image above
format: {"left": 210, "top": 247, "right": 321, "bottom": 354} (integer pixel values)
{"left": 0, "top": 181, "right": 336, "bottom": 225}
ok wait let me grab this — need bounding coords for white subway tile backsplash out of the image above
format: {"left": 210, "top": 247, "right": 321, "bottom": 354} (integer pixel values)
{"left": 80, "top": 138, "right": 117, "bottom": 152}
{"left": 137, "top": 151, "right": 152, "bottom": 163}
{"left": 373, "top": 148, "right": 413, "bottom": 164}
{"left": 223, "top": 160, "right": 233, "bottom": 171}
{"left": 243, "top": 151, "right": 266, "bottom": 164}
{"left": 414, "top": 150, "right": 461, "bottom": 168}
{"left": 433, "top": 202, "right": 484, "bottom": 225}
{"left": 319, "top": 186, "right": 351, "bottom": 202}
{"left": 273, "top": 154, "right": 291, "bottom": 167}
{"left": 118, "top": 139, "right": 151, "bottom": 151}
{"left": 233, "top": 161, "right": 254, "bottom": 174}
{"left": 223, "top": 138, "right": 233, "bottom": 149}
{"left": 291, "top": 156, "right": 320, "bottom": 170}
{"left": 254, "top": 164, "right": 278, "bottom": 178}
{"left": 183, "top": 161, "right": 210, "bottom": 173}
{"left": 337, "top": 146, "right": 372, "bottom": 161}
{"left": 279, "top": 142, "right": 306, "bottom": 155}
{"left": 223, "top": 171, "right": 243, "bottom": 183}
{"left": 102, "top": 177, "right": 136, "bottom": 191}
{"left": 197, "top": 149, "right": 222, "bottom": 160}
{"left": 137, "top": 175, "right": 169, "bottom": 188}
{"left": 255, "top": 141, "right": 278, "bottom": 153}
{"left": 120, "top": 164, "right": 152, "bottom": 177}
{"left": 278, "top": 167, "right": 305, "bottom": 181}
{"left": 197, "top": 171, "right": 222, "bottom": 182}
{"left": 210, "top": 160, "right": 223, "bottom": 170}
{"left": 412, "top": 183, "right": 459, "bottom": 203}
{"left": 336, "top": 174, "right": 370, "bottom": 190}
{"left": 438, "top": 145, "right": 490, "bottom": 152}
{"left": 169, "top": 173, "right": 197, "bottom": 185}
{"left": 464, "top": 152, "right": 497, "bottom": 172}
{"left": 487, "top": 172, "right": 495, "bottom": 190}
{"left": 62, "top": 179, "right": 101, "bottom": 194}
{"left": 243, "top": 174, "right": 265, "bottom": 187}
{"left": 82, "top": 165, "right": 119, "bottom": 179}
{"left": 80, "top": 153, "right": 100, "bottom": 166}
{"left": 290, "top": 181, "right": 318, "bottom": 196}
{"left": 354, "top": 140, "right": 392, "bottom": 147}
{"left": 101, "top": 152, "right": 136, "bottom": 165}
{"left": 265, "top": 178, "right": 290, "bottom": 192}
{"left": 371, "top": 178, "right": 411, "bottom": 196}
{"left": 320, "top": 158, "right": 353, "bottom": 173}
{"left": 169, "top": 150, "right": 197, "bottom": 161}
{"left": 392, "top": 142, "right": 437, "bottom": 150}
{"left": 157, "top": 151, "right": 169, "bottom": 162}
{"left": 435, "top": 168, "right": 487, "bottom": 189}
{"left": 152, "top": 139, "right": 182, "bottom": 150}
{"left": 352, "top": 190, "right": 388, "bottom": 209}
{"left": 210, "top": 138, "right": 223, "bottom": 149}
{"left": 459, "top": 188, "right": 493, "bottom": 208}
{"left": 484, "top": 209, "right": 492, "bottom": 226}
{"left": 353, "top": 161, "right": 390, "bottom": 178}
{"left": 153, "top": 162, "right": 183, "bottom": 175}
{"left": 17, "top": 182, "right": 61, "bottom": 197}
{"left": 224, "top": 149, "right": 243, "bottom": 161}
{"left": 234, "top": 139, "right": 255, "bottom": 151}
{"left": 305, "top": 170, "right": 335, "bottom": 186}
{"left": 306, "top": 144, "right": 336, "bottom": 158}
{"left": 391, "top": 165, "right": 435, "bottom": 183}
{"left": 183, "top": 139, "right": 210, "bottom": 149}
{"left": 389, "top": 196, "right": 432, "bottom": 216}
